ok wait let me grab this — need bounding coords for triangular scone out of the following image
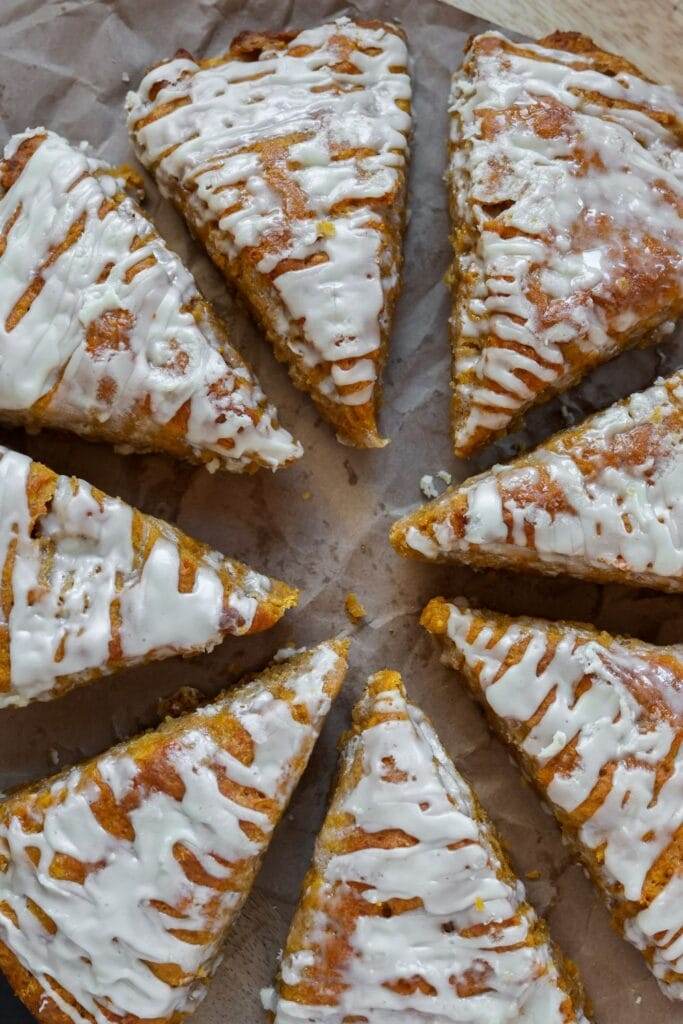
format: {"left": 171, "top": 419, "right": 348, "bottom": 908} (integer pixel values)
{"left": 0, "top": 445, "right": 297, "bottom": 709}
{"left": 126, "top": 18, "right": 412, "bottom": 449}
{"left": 0, "top": 639, "right": 347, "bottom": 1024}
{"left": 448, "top": 31, "right": 683, "bottom": 456}
{"left": 392, "top": 371, "right": 683, "bottom": 592}
{"left": 423, "top": 599, "right": 683, "bottom": 1000}
{"left": 0, "top": 128, "right": 301, "bottom": 472}
{"left": 263, "top": 670, "right": 590, "bottom": 1023}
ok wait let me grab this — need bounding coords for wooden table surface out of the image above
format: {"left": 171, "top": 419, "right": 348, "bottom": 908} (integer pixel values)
{"left": 441, "top": 0, "right": 683, "bottom": 89}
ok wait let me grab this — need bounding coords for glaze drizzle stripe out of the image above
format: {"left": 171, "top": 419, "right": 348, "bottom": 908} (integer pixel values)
{"left": 263, "top": 671, "right": 588, "bottom": 1023}
{"left": 448, "top": 31, "right": 683, "bottom": 455}
{"left": 0, "top": 446, "right": 294, "bottom": 709}
{"left": 393, "top": 370, "right": 683, "bottom": 593}
{"left": 126, "top": 18, "right": 411, "bottom": 440}
{"left": 0, "top": 129, "right": 301, "bottom": 471}
{"left": 0, "top": 640, "right": 347, "bottom": 1024}
{"left": 423, "top": 599, "right": 683, "bottom": 1001}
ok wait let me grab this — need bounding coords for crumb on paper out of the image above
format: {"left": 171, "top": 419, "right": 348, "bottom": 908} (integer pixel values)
{"left": 345, "top": 592, "right": 366, "bottom": 622}
{"left": 635, "top": 995, "right": 642, "bottom": 1005}
{"left": 49, "top": 748, "right": 60, "bottom": 767}
{"left": 121, "top": 71, "right": 131, "bottom": 83}
{"left": 437, "top": 469, "right": 452, "bottom": 485}
{"left": 474, "top": 896, "right": 485, "bottom": 912}
{"left": 525, "top": 869, "right": 541, "bottom": 881}
{"left": 420, "top": 474, "right": 438, "bottom": 499}
{"left": 273, "top": 645, "right": 306, "bottom": 663}
{"left": 205, "top": 457, "right": 220, "bottom": 474}
{"left": 302, "top": 490, "right": 312, "bottom": 501}
{"left": 317, "top": 219, "right": 336, "bottom": 238}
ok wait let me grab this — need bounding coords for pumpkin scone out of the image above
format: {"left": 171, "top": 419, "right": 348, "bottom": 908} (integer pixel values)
{"left": 423, "top": 598, "right": 683, "bottom": 1000}
{"left": 448, "top": 31, "right": 683, "bottom": 457}
{"left": 126, "top": 17, "right": 412, "bottom": 448}
{"left": 0, "top": 638, "right": 348, "bottom": 1024}
{"left": 392, "top": 371, "right": 683, "bottom": 592}
{"left": 262, "top": 670, "right": 590, "bottom": 1023}
{"left": 0, "top": 445, "right": 297, "bottom": 710}
{"left": 0, "top": 128, "right": 301, "bottom": 472}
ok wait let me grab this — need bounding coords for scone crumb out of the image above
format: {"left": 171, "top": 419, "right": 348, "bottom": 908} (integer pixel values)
{"left": 302, "top": 490, "right": 312, "bottom": 501}
{"left": 345, "top": 592, "right": 366, "bottom": 622}
{"left": 525, "top": 869, "right": 541, "bottom": 881}
{"left": 437, "top": 469, "right": 452, "bottom": 485}
{"left": 420, "top": 474, "right": 438, "bottom": 499}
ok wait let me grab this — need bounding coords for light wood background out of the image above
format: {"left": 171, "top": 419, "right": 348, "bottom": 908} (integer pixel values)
{"left": 441, "top": 0, "right": 683, "bottom": 89}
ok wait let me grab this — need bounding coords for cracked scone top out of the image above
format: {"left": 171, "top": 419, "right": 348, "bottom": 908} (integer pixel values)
{"left": 126, "top": 17, "right": 412, "bottom": 448}
{"left": 0, "top": 446, "right": 297, "bottom": 709}
{"left": 263, "top": 670, "right": 590, "bottom": 1023}
{"left": 423, "top": 599, "right": 683, "bottom": 1000}
{"left": 0, "top": 639, "right": 348, "bottom": 1024}
{"left": 0, "top": 128, "right": 301, "bottom": 472}
{"left": 392, "top": 370, "right": 683, "bottom": 592}
{"left": 448, "top": 31, "right": 683, "bottom": 455}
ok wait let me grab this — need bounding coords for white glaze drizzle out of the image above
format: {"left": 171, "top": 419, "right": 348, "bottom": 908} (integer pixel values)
{"left": 0, "top": 446, "right": 273, "bottom": 709}
{"left": 404, "top": 372, "right": 683, "bottom": 589}
{"left": 0, "top": 641, "right": 342, "bottom": 1024}
{"left": 439, "top": 602, "right": 683, "bottom": 1000}
{"left": 449, "top": 32, "right": 683, "bottom": 451}
{"left": 126, "top": 17, "right": 411, "bottom": 409}
{"left": 264, "top": 677, "right": 585, "bottom": 1023}
{"left": 0, "top": 129, "right": 301, "bottom": 471}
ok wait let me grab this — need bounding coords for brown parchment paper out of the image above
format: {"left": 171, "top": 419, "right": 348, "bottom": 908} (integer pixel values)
{"left": 0, "top": 1, "right": 680, "bottom": 1021}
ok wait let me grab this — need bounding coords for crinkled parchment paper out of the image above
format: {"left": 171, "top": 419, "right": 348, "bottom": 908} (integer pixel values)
{"left": 0, "top": 1, "right": 681, "bottom": 1021}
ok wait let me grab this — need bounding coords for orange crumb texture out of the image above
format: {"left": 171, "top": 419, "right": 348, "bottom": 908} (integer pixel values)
{"left": 344, "top": 592, "right": 366, "bottom": 622}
